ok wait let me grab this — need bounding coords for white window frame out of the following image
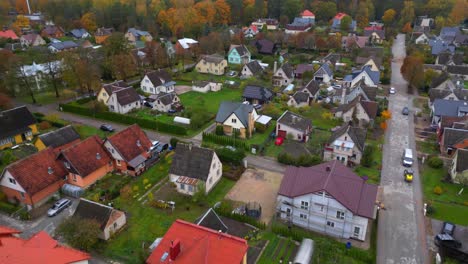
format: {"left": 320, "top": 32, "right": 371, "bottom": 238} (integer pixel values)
{"left": 300, "top": 201, "right": 309, "bottom": 210}
{"left": 336, "top": 211, "right": 345, "bottom": 220}
{"left": 327, "top": 221, "right": 335, "bottom": 228}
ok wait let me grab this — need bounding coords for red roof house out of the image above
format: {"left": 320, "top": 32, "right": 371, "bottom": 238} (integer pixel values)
{"left": 0, "top": 30, "right": 19, "bottom": 40}
{"left": 334, "top": 12, "right": 348, "bottom": 20}
{"left": 146, "top": 219, "right": 248, "bottom": 264}
{"left": 104, "top": 124, "right": 152, "bottom": 176}
{"left": 300, "top": 10, "right": 315, "bottom": 18}
{"left": 0, "top": 227, "right": 90, "bottom": 264}
{"left": 0, "top": 148, "right": 67, "bottom": 210}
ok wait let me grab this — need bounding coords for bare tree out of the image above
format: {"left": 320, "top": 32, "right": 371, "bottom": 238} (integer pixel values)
{"left": 43, "top": 52, "right": 63, "bottom": 98}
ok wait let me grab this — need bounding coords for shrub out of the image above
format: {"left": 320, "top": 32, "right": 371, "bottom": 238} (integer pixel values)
{"left": 38, "top": 121, "right": 52, "bottom": 130}
{"left": 277, "top": 152, "right": 321, "bottom": 167}
{"left": 202, "top": 132, "right": 249, "bottom": 151}
{"left": 216, "top": 147, "right": 246, "bottom": 165}
{"left": 170, "top": 137, "right": 179, "bottom": 148}
{"left": 428, "top": 156, "right": 443, "bottom": 169}
{"left": 433, "top": 186, "right": 443, "bottom": 195}
{"left": 215, "top": 125, "right": 224, "bottom": 135}
{"left": 0, "top": 201, "right": 17, "bottom": 214}
{"left": 426, "top": 204, "right": 435, "bottom": 215}
{"left": 361, "top": 145, "right": 375, "bottom": 168}
{"left": 57, "top": 218, "right": 101, "bottom": 251}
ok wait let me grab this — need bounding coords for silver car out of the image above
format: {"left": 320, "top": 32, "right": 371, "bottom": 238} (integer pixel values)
{"left": 47, "top": 198, "right": 71, "bottom": 217}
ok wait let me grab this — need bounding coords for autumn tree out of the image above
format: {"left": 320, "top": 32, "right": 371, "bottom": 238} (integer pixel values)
{"left": 254, "top": 0, "right": 265, "bottom": 17}
{"left": 61, "top": 49, "right": 101, "bottom": 95}
{"left": 80, "top": 12, "right": 97, "bottom": 32}
{"left": 448, "top": 0, "right": 468, "bottom": 26}
{"left": 311, "top": 1, "right": 337, "bottom": 22}
{"left": 401, "top": 55, "right": 424, "bottom": 93}
{"left": 400, "top": 0, "right": 415, "bottom": 26}
{"left": 356, "top": 1, "right": 370, "bottom": 29}
{"left": 434, "top": 16, "right": 446, "bottom": 32}
{"left": 199, "top": 32, "right": 225, "bottom": 54}
{"left": 13, "top": 58, "right": 36, "bottom": 104}
{"left": 402, "top": 22, "right": 412, "bottom": 33}
{"left": 424, "top": 0, "right": 452, "bottom": 17}
{"left": 382, "top": 9, "right": 396, "bottom": 27}
{"left": 104, "top": 32, "right": 130, "bottom": 57}
{"left": 0, "top": 93, "right": 13, "bottom": 110}
{"left": 43, "top": 52, "right": 63, "bottom": 98}
{"left": 57, "top": 217, "right": 101, "bottom": 251}
{"left": 0, "top": 50, "right": 17, "bottom": 96}
{"left": 423, "top": 69, "right": 440, "bottom": 93}
{"left": 15, "top": 0, "right": 29, "bottom": 14}
{"left": 110, "top": 53, "right": 137, "bottom": 81}
{"left": 280, "top": 0, "right": 302, "bottom": 22}
{"left": 214, "top": 0, "right": 231, "bottom": 25}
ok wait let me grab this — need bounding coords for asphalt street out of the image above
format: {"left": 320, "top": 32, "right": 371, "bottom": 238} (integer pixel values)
{"left": 377, "top": 34, "right": 429, "bottom": 264}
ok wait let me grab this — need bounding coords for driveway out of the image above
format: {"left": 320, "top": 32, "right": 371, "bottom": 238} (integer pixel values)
{"left": 225, "top": 168, "right": 283, "bottom": 224}
{"left": 377, "top": 34, "right": 429, "bottom": 264}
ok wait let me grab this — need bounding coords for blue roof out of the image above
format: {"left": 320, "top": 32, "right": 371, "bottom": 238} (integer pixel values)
{"left": 127, "top": 28, "right": 151, "bottom": 37}
{"left": 344, "top": 75, "right": 353, "bottom": 81}
{"left": 291, "top": 17, "right": 313, "bottom": 26}
{"left": 440, "top": 27, "right": 460, "bottom": 38}
{"left": 215, "top": 102, "right": 254, "bottom": 128}
{"left": 50, "top": 41, "right": 78, "bottom": 50}
{"left": 70, "top": 28, "right": 88, "bottom": 38}
{"left": 430, "top": 38, "right": 455, "bottom": 55}
{"left": 352, "top": 65, "right": 380, "bottom": 84}
{"left": 433, "top": 99, "right": 468, "bottom": 117}
{"left": 319, "top": 63, "right": 333, "bottom": 77}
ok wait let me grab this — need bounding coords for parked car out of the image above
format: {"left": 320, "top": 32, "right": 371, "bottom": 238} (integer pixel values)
{"left": 404, "top": 169, "right": 413, "bottom": 182}
{"left": 389, "top": 87, "right": 396, "bottom": 94}
{"left": 434, "top": 234, "right": 462, "bottom": 249}
{"left": 149, "top": 141, "right": 160, "bottom": 152}
{"left": 402, "top": 107, "right": 409, "bottom": 115}
{"left": 168, "top": 109, "right": 177, "bottom": 114}
{"left": 275, "top": 137, "right": 284, "bottom": 146}
{"left": 228, "top": 70, "right": 237, "bottom": 77}
{"left": 144, "top": 101, "right": 153, "bottom": 108}
{"left": 155, "top": 143, "right": 169, "bottom": 153}
{"left": 441, "top": 222, "right": 456, "bottom": 236}
{"left": 100, "top": 124, "right": 114, "bottom": 132}
{"left": 47, "top": 198, "right": 72, "bottom": 217}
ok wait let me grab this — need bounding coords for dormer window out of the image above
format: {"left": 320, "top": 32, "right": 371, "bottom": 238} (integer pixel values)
{"left": 48, "top": 167, "right": 54, "bottom": 174}
{"left": 96, "top": 153, "right": 101, "bottom": 160}
{"left": 137, "top": 140, "right": 141, "bottom": 147}
{"left": 64, "top": 162, "right": 70, "bottom": 169}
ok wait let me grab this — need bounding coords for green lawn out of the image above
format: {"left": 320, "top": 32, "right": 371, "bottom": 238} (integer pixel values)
{"left": 464, "top": 81, "right": 468, "bottom": 89}
{"left": 179, "top": 88, "right": 243, "bottom": 114}
{"left": 295, "top": 103, "right": 342, "bottom": 130}
{"left": 18, "top": 89, "right": 78, "bottom": 105}
{"left": 421, "top": 165, "right": 468, "bottom": 225}
{"left": 353, "top": 137, "right": 383, "bottom": 184}
{"left": 73, "top": 124, "right": 109, "bottom": 139}
{"left": 174, "top": 71, "right": 237, "bottom": 84}
{"left": 257, "top": 234, "right": 296, "bottom": 264}
{"left": 416, "top": 139, "right": 439, "bottom": 156}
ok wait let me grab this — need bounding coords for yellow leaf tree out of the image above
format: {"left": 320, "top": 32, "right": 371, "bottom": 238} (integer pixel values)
{"left": 448, "top": 0, "right": 468, "bottom": 26}
{"left": 80, "top": 12, "right": 97, "bottom": 32}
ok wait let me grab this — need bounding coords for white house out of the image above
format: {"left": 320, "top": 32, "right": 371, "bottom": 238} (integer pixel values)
{"left": 106, "top": 87, "right": 142, "bottom": 114}
{"left": 276, "top": 111, "right": 312, "bottom": 142}
{"left": 140, "top": 69, "right": 175, "bottom": 95}
{"left": 273, "top": 62, "right": 295, "bottom": 87}
{"left": 313, "top": 64, "right": 333, "bottom": 84}
{"left": 450, "top": 148, "right": 468, "bottom": 183}
{"left": 334, "top": 96, "right": 378, "bottom": 126}
{"left": 19, "top": 60, "right": 62, "bottom": 90}
{"left": 192, "top": 81, "right": 222, "bottom": 93}
{"left": 149, "top": 93, "right": 181, "bottom": 113}
{"left": 169, "top": 144, "right": 222, "bottom": 195}
{"left": 287, "top": 92, "right": 310, "bottom": 108}
{"left": 241, "top": 60, "right": 264, "bottom": 78}
{"left": 277, "top": 161, "right": 378, "bottom": 241}
{"left": 415, "top": 33, "right": 430, "bottom": 45}
{"left": 20, "top": 33, "right": 45, "bottom": 47}
{"left": 323, "top": 124, "right": 367, "bottom": 165}
{"left": 344, "top": 65, "right": 380, "bottom": 88}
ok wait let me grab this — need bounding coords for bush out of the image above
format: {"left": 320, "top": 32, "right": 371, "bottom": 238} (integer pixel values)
{"left": 277, "top": 152, "right": 321, "bottom": 167}
{"left": 433, "top": 186, "right": 443, "bottom": 195}
{"left": 202, "top": 132, "right": 249, "bottom": 151}
{"left": 57, "top": 218, "right": 101, "bottom": 251}
{"left": 170, "top": 137, "right": 179, "bottom": 148}
{"left": 38, "top": 121, "right": 52, "bottom": 130}
{"left": 426, "top": 204, "right": 435, "bottom": 215}
{"left": 216, "top": 147, "right": 246, "bottom": 165}
{"left": 361, "top": 145, "right": 375, "bottom": 168}
{"left": 0, "top": 201, "right": 18, "bottom": 214}
{"left": 215, "top": 125, "right": 224, "bottom": 135}
{"left": 428, "top": 156, "right": 443, "bottom": 169}
{"left": 75, "top": 96, "right": 96, "bottom": 105}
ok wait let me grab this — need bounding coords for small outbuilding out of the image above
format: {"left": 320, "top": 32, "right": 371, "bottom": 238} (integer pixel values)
{"left": 293, "top": 238, "right": 314, "bottom": 264}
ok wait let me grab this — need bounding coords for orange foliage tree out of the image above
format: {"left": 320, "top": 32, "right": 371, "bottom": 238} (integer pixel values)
{"left": 381, "top": 110, "right": 392, "bottom": 120}
{"left": 80, "top": 12, "right": 97, "bottom": 32}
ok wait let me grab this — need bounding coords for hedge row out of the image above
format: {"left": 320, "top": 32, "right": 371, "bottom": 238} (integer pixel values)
{"left": 215, "top": 207, "right": 266, "bottom": 230}
{"left": 202, "top": 132, "right": 250, "bottom": 151}
{"left": 75, "top": 96, "right": 96, "bottom": 105}
{"left": 59, "top": 104, "right": 187, "bottom": 135}
{"left": 34, "top": 113, "right": 66, "bottom": 128}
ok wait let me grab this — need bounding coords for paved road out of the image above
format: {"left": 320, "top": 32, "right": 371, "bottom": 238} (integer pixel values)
{"left": 377, "top": 34, "right": 429, "bottom": 264}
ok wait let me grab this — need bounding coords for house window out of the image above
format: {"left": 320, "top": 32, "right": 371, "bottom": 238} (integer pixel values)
{"left": 145, "top": 79, "right": 149, "bottom": 83}
{"left": 103, "top": 92, "right": 107, "bottom": 97}
{"left": 180, "top": 184, "right": 185, "bottom": 190}
{"left": 232, "top": 118, "right": 237, "bottom": 123}
{"left": 20, "top": 192, "right": 25, "bottom": 198}
{"left": 300, "top": 201, "right": 309, "bottom": 210}
{"left": 116, "top": 160, "right": 121, "bottom": 166}
{"left": 64, "top": 162, "right": 70, "bottom": 169}
{"left": 188, "top": 185, "right": 193, "bottom": 192}
{"left": 300, "top": 213, "right": 307, "bottom": 220}
{"left": 113, "top": 222, "right": 118, "bottom": 229}
{"left": 278, "top": 125, "right": 280, "bottom": 129}
{"left": 9, "top": 178, "right": 16, "bottom": 185}
{"left": 72, "top": 174, "right": 77, "bottom": 182}
{"left": 286, "top": 208, "right": 291, "bottom": 216}
{"left": 336, "top": 211, "right": 345, "bottom": 219}
{"left": 353, "top": 226, "right": 361, "bottom": 237}
{"left": 327, "top": 221, "right": 335, "bottom": 228}
{"left": 315, "top": 203, "right": 324, "bottom": 212}
{"left": 297, "top": 134, "right": 301, "bottom": 140}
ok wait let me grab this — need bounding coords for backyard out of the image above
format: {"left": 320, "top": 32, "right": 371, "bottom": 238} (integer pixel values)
{"left": 354, "top": 136, "right": 384, "bottom": 185}
{"left": 178, "top": 87, "right": 243, "bottom": 114}
{"left": 18, "top": 88, "right": 78, "bottom": 105}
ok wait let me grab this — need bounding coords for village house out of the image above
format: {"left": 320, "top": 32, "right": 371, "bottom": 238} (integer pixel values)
{"left": 313, "top": 63, "right": 333, "bottom": 84}
{"left": 276, "top": 160, "right": 378, "bottom": 241}
{"left": 104, "top": 124, "right": 152, "bottom": 176}
{"left": 0, "top": 30, "right": 19, "bottom": 40}
{"left": 35, "top": 125, "right": 81, "bottom": 152}
{"left": 73, "top": 199, "right": 127, "bottom": 240}
{"left": 343, "top": 65, "right": 380, "bottom": 88}
{"left": 300, "top": 79, "right": 321, "bottom": 101}
{"left": 140, "top": 69, "right": 175, "bottom": 95}
{"left": 106, "top": 86, "right": 142, "bottom": 114}
{"left": 431, "top": 99, "right": 468, "bottom": 126}
{"left": 149, "top": 92, "right": 181, "bottom": 113}
{"left": 40, "top": 25, "right": 65, "bottom": 38}
{"left": 252, "top": 39, "right": 275, "bottom": 55}
{"left": 18, "top": 60, "right": 63, "bottom": 90}
{"left": 192, "top": 81, "right": 222, "bottom": 93}
{"left": 450, "top": 148, "right": 468, "bottom": 183}
{"left": 300, "top": 9, "right": 315, "bottom": 22}
{"left": 334, "top": 96, "right": 378, "bottom": 126}
{"left": 228, "top": 45, "right": 251, "bottom": 65}
{"left": 414, "top": 32, "right": 431, "bottom": 45}
{"left": 242, "top": 85, "right": 274, "bottom": 105}
{"left": 335, "top": 80, "right": 377, "bottom": 105}
{"left": 241, "top": 60, "right": 264, "bottom": 78}
{"left": 364, "top": 25, "right": 385, "bottom": 44}
{"left": 243, "top": 25, "right": 259, "bottom": 38}
{"left": 276, "top": 111, "right": 312, "bottom": 142}
{"left": 69, "top": 28, "right": 90, "bottom": 39}
{"left": 287, "top": 92, "right": 310, "bottom": 108}
{"left": 125, "top": 28, "right": 153, "bottom": 43}
{"left": 331, "top": 13, "right": 357, "bottom": 31}
{"left": 0, "top": 106, "right": 37, "bottom": 150}
{"left": 342, "top": 34, "right": 369, "bottom": 51}
{"left": 48, "top": 41, "right": 79, "bottom": 53}
{"left": 437, "top": 116, "right": 468, "bottom": 145}
{"left": 251, "top": 18, "right": 279, "bottom": 30}
{"left": 0, "top": 148, "right": 67, "bottom": 210}
{"left": 355, "top": 56, "right": 382, "bottom": 72}
{"left": 175, "top": 38, "right": 198, "bottom": 55}
{"left": 196, "top": 54, "right": 228, "bottom": 75}
{"left": 436, "top": 52, "right": 464, "bottom": 66}
{"left": 215, "top": 101, "right": 259, "bottom": 138}
{"left": 295, "top": 64, "right": 314, "bottom": 79}
{"left": 146, "top": 220, "right": 248, "bottom": 264}
{"left": 58, "top": 136, "right": 114, "bottom": 189}
{"left": 285, "top": 18, "right": 312, "bottom": 35}
{"left": 95, "top": 27, "right": 114, "bottom": 44}
{"left": 447, "top": 65, "right": 468, "bottom": 80}
{"left": 273, "top": 62, "right": 295, "bottom": 86}
{"left": 0, "top": 227, "right": 91, "bottom": 263}
{"left": 323, "top": 124, "right": 367, "bottom": 165}
{"left": 439, "top": 127, "right": 468, "bottom": 155}
{"left": 98, "top": 80, "right": 129, "bottom": 103}
{"left": 169, "top": 144, "right": 222, "bottom": 196}
{"left": 20, "top": 33, "right": 45, "bottom": 47}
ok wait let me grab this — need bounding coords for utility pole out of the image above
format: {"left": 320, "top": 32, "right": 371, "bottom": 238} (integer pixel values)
{"left": 26, "top": 0, "right": 31, "bottom": 15}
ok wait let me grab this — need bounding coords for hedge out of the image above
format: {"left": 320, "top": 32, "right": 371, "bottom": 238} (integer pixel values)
{"left": 60, "top": 104, "right": 187, "bottom": 135}
{"left": 0, "top": 201, "right": 18, "bottom": 214}
{"left": 215, "top": 207, "right": 266, "bottom": 230}
{"left": 202, "top": 132, "right": 250, "bottom": 151}
{"left": 75, "top": 96, "right": 96, "bottom": 105}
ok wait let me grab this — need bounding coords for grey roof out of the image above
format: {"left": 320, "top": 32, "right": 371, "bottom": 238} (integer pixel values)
{"left": 195, "top": 208, "right": 228, "bottom": 233}
{"left": 145, "top": 69, "right": 172, "bottom": 86}
{"left": 454, "top": 33, "right": 468, "bottom": 45}
{"left": 355, "top": 56, "right": 382, "bottom": 69}
{"left": 447, "top": 65, "right": 468, "bottom": 76}
{"left": 295, "top": 64, "right": 314, "bottom": 75}
{"left": 336, "top": 96, "right": 378, "bottom": 119}
{"left": 49, "top": 41, "right": 78, "bottom": 50}
{"left": 329, "top": 124, "right": 367, "bottom": 151}
{"left": 70, "top": 28, "right": 88, "bottom": 38}
{"left": 95, "top": 27, "right": 113, "bottom": 36}
{"left": 433, "top": 99, "right": 468, "bottom": 117}
{"left": 127, "top": 28, "right": 151, "bottom": 37}
{"left": 216, "top": 101, "right": 255, "bottom": 128}
{"left": 115, "top": 87, "right": 140, "bottom": 105}
{"left": 245, "top": 60, "right": 263, "bottom": 75}
{"left": 354, "top": 65, "right": 380, "bottom": 84}
{"left": 103, "top": 80, "right": 130, "bottom": 95}
{"left": 253, "top": 39, "right": 274, "bottom": 54}
{"left": 443, "top": 128, "right": 468, "bottom": 148}
{"left": 277, "top": 111, "right": 312, "bottom": 132}
{"left": 128, "top": 154, "right": 146, "bottom": 168}
{"left": 231, "top": 45, "right": 250, "bottom": 57}
{"left": 280, "top": 63, "right": 294, "bottom": 79}
{"left": 315, "top": 63, "right": 333, "bottom": 77}
{"left": 38, "top": 125, "right": 80, "bottom": 149}
{"left": 169, "top": 143, "right": 215, "bottom": 181}
{"left": 430, "top": 38, "right": 455, "bottom": 55}
{"left": 243, "top": 85, "right": 273, "bottom": 101}
{"left": 360, "top": 82, "right": 377, "bottom": 101}
{"left": 0, "top": 106, "right": 36, "bottom": 140}
{"left": 453, "top": 89, "right": 468, "bottom": 101}
{"left": 437, "top": 52, "right": 464, "bottom": 65}
{"left": 455, "top": 149, "right": 468, "bottom": 173}
{"left": 292, "top": 92, "right": 310, "bottom": 104}
{"left": 431, "top": 73, "right": 450, "bottom": 88}
{"left": 429, "top": 89, "right": 452, "bottom": 102}
{"left": 201, "top": 54, "right": 225, "bottom": 64}
{"left": 440, "top": 27, "right": 460, "bottom": 38}
{"left": 322, "top": 53, "right": 341, "bottom": 65}
{"left": 74, "top": 199, "right": 121, "bottom": 230}
{"left": 155, "top": 92, "right": 177, "bottom": 106}
{"left": 302, "top": 79, "right": 320, "bottom": 96}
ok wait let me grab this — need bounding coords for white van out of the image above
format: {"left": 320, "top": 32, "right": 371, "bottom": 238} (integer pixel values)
{"left": 402, "top": 148, "right": 413, "bottom": 167}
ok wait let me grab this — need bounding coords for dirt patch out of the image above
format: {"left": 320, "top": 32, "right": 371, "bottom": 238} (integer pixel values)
{"left": 174, "top": 85, "right": 192, "bottom": 95}
{"left": 225, "top": 168, "right": 283, "bottom": 224}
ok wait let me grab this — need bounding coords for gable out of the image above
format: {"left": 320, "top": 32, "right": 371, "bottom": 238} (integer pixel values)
{"left": 229, "top": 49, "right": 239, "bottom": 57}
{"left": 0, "top": 170, "right": 26, "bottom": 193}
{"left": 223, "top": 113, "right": 246, "bottom": 128}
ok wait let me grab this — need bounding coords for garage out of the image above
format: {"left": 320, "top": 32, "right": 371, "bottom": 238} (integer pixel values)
{"left": 278, "top": 130, "right": 287, "bottom": 138}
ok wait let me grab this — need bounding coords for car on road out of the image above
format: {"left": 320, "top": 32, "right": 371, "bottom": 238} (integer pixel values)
{"left": 441, "top": 222, "right": 456, "bottom": 236}
{"left": 389, "top": 87, "right": 396, "bottom": 94}
{"left": 228, "top": 70, "right": 237, "bottom": 77}
{"left": 404, "top": 169, "right": 414, "bottom": 182}
{"left": 100, "top": 124, "right": 114, "bottom": 132}
{"left": 47, "top": 198, "right": 72, "bottom": 217}
{"left": 149, "top": 140, "right": 160, "bottom": 152}
{"left": 402, "top": 107, "right": 409, "bottom": 115}
{"left": 402, "top": 148, "right": 413, "bottom": 167}
{"left": 434, "top": 233, "right": 462, "bottom": 249}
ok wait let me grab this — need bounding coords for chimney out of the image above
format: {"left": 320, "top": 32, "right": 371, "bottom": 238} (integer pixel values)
{"left": 48, "top": 167, "right": 54, "bottom": 174}
{"left": 273, "top": 61, "right": 278, "bottom": 74}
{"left": 137, "top": 140, "right": 141, "bottom": 147}
{"left": 326, "top": 166, "right": 331, "bottom": 172}
{"left": 169, "top": 239, "right": 181, "bottom": 261}
{"left": 96, "top": 153, "right": 101, "bottom": 160}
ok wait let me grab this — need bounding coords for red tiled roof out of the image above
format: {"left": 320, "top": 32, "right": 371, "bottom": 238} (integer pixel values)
{"left": 0, "top": 228, "right": 90, "bottom": 264}
{"left": 0, "top": 30, "right": 19, "bottom": 40}
{"left": 334, "top": 12, "right": 348, "bottom": 20}
{"left": 146, "top": 220, "right": 248, "bottom": 264}
{"left": 60, "top": 136, "right": 112, "bottom": 177}
{"left": 106, "top": 124, "right": 152, "bottom": 162}
{"left": 5, "top": 148, "right": 67, "bottom": 196}
{"left": 301, "top": 10, "right": 315, "bottom": 17}
{"left": 0, "top": 226, "right": 20, "bottom": 236}
{"left": 454, "top": 139, "right": 468, "bottom": 149}
{"left": 364, "top": 25, "right": 383, "bottom": 31}
{"left": 278, "top": 160, "right": 378, "bottom": 219}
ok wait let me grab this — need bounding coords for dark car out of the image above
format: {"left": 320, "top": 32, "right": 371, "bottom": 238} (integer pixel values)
{"left": 441, "top": 222, "right": 456, "bottom": 236}
{"left": 155, "top": 143, "right": 169, "bottom": 153}
{"left": 402, "top": 107, "right": 409, "bottom": 115}
{"left": 100, "top": 124, "right": 114, "bottom": 132}
{"left": 168, "top": 109, "right": 177, "bottom": 114}
{"left": 435, "top": 234, "right": 462, "bottom": 249}
{"left": 144, "top": 101, "right": 153, "bottom": 108}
